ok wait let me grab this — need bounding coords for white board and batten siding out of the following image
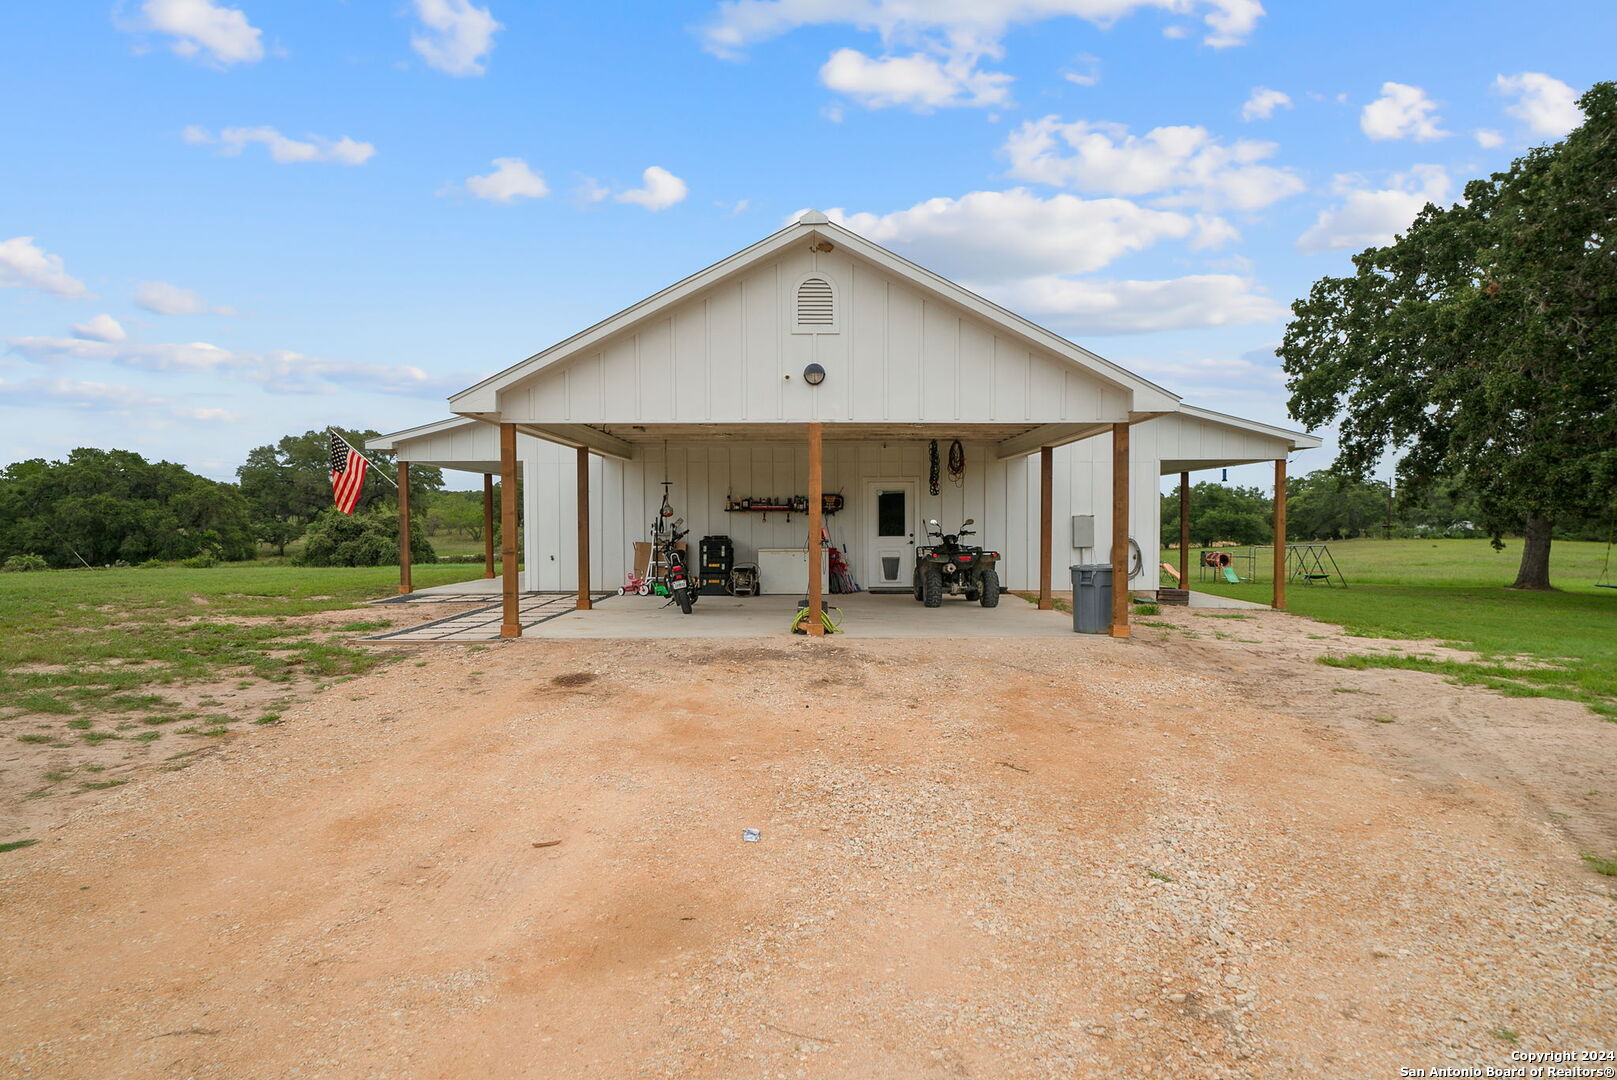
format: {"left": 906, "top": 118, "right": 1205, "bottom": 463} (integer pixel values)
{"left": 523, "top": 434, "right": 1166, "bottom": 594}
{"left": 498, "top": 244, "right": 1134, "bottom": 428}
{"left": 390, "top": 423, "right": 526, "bottom": 473}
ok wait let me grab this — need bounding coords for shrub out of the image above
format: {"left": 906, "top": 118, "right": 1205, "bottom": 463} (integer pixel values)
{"left": 179, "top": 551, "right": 218, "bottom": 569}
{"left": 2, "top": 553, "right": 49, "bottom": 573}
{"left": 138, "top": 558, "right": 166, "bottom": 569}
{"left": 295, "top": 508, "right": 435, "bottom": 567}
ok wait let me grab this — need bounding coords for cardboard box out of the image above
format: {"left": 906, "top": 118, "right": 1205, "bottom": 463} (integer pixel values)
{"left": 633, "top": 540, "right": 686, "bottom": 579}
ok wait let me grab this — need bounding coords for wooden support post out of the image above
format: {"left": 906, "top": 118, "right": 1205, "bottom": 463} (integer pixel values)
{"left": 576, "top": 447, "right": 592, "bottom": 611}
{"left": 806, "top": 422, "right": 824, "bottom": 637}
{"left": 1273, "top": 457, "right": 1288, "bottom": 611}
{"left": 1178, "top": 471, "right": 1191, "bottom": 588}
{"left": 482, "top": 473, "right": 495, "bottom": 579}
{"left": 500, "top": 423, "right": 521, "bottom": 638}
{"left": 1038, "top": 446, "right": 1053, "bottom": 610}
{"left": 1110, "top": 423, "right": 1131, "bottom": 638}
{"left": 397, "top": 461, "right": 412, "bottom": 595}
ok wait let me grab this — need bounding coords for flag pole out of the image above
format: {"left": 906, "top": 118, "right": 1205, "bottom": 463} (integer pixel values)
{"left": 326, "top": 427, "right": 399, "bottom": 489}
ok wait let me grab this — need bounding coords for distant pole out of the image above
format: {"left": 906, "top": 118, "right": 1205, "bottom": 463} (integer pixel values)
{"left": 1109, "top": 423, "right": 1131, "bottom": 638}
{"left": 1178, "top": 472, "right": 1191, "bottom": 588}
{"left": 397, "top": 461, "right": 412, "bottom": 596}
{"left": 482, "top": 473, "right": 496, "bottom": 578}
{"left": 1038, "top": 446, "right": 1053, "bottom": 610}
{"left": 806, "top": 422, "right": 825, "bottom": 636}
{"left": 576, "top": 447, "right": 592, "bottom": 611}
{"left": 500, "top": 424, "right": 521, "bottom": 638}
{"left": 1273, "top": 458, "right": 1287, "bottom": 611}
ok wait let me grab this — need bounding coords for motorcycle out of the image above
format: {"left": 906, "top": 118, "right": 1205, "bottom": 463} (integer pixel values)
{"left": 912, "top": 518, "right": 1001, "bottom": 608}
{"left": 649, "top": 515, "right": 696, "bottom": 615}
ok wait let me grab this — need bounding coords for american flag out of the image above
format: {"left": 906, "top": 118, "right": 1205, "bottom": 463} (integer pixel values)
{"left": 327, "top": 431, "right": 369, "bottom": 515}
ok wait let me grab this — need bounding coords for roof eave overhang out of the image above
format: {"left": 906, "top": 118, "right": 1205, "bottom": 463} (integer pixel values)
{"left": 366, "top": 415, "right": 485, "bottom": 453}
{"left": 1175, "top": 404, "right": 1322, "bottom": 451}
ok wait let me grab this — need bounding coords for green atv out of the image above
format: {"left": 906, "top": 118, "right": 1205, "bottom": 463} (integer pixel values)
{"left": 912, "top": 518, "right": 1001, "bottom": 608}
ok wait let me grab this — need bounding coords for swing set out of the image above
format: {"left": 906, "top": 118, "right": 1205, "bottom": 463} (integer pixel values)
{"left": 1597, "top": 509, "right": 1616, "bottom": 589}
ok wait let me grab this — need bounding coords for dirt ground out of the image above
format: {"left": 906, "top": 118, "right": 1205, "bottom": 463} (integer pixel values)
{"left": 0, "top": 601, "right": 488, "bottom": 841}
{"left": 1, "top": 606, "right": 1613, "bottom": 1079}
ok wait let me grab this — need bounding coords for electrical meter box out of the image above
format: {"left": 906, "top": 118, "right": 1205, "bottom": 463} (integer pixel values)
{"left": 1071, "top": 514, "right": 1096, "bottom": 549}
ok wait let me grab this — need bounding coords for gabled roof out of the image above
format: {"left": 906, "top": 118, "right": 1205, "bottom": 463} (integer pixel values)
{"left": 366, "top": 416, "right": 505, "bottom": 474}
{"left": 366, "top": 415, "right": 484, "bottom": 451}
{"left": 1177, "top": 404, "right": 1322, "bottom": 451}
{"left": 449, "top": 211, "right": 1182, "bottom": 415}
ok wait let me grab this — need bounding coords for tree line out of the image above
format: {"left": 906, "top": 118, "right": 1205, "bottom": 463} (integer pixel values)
{"left": 1157, "top": 470, "right": 1611, "bottom": 549}
{"left": 0, "top": 428, "right": 508, "bottom": 570}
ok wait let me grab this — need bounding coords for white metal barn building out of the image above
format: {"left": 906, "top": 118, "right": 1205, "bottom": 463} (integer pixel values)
{"left": 371, "top": 211, "right": 1318, "bottom": 637}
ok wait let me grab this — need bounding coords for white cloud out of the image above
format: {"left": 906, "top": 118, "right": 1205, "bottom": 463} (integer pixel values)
{"left": 134, "top": 281, "right": 235, "bottom": 317}
{"left": 573, "top": 177, "right": 611, "bottom": 203}
{"left": 1474, "top": 129, "right": 1505, "bottom": 149}
{"left": 4, "top": 335, "right": 456, "bottom": 397}
{"left": 183, "top": 125, "right": 375, "bottom": 165}
{"left": 135, "top": 0, "right": 264, "bottom": 66}
{"left": 7, "top": 335, "right": 237, "bottom": 371}
{"left": 462, "top": 158, "right": 549, "bottom": 203}
{"left": 410, "top": 0, "right": 501, "bottom": 77}
{"left": 0, "top": 237, "right": 89, "bottom": 299}
{"left": 702, "top": 1, "right": 1261, "bottom": 109}
{"left": 1002, "top": 116, "right": 1305, "bottom": 211}
{"left": 976, "top": 273, "right": 1285, "bottom": 334}
{"left": 819, "top": 47, "right": 1011, "bottom": 110}
{"left": 808, "top": 188, "right": 1276, "bottom": 334}
{"left": 0, "top": 375, "right": 243, "bottom": 424}
{"left": 1240, "top": 86, "right": 1291, "bottom": 121}
{"left": 1360, "top": 81, "right": 1447, "bottom": 141}
{"left": 701, "top": 0, "right": 1266, "bottom": 58}
{"left": 1063, "top": 53, "right": 1100, "bottom": 87}
{"left": 72, "top": 315, "right": 127, "bottom": 343}
{"left": 616, "top": 166, "right": 689, "bottom": 211}
{"left": 1494, "top": 72, "right": 1582, "bottom": 138}
{"left": 820, "top": 189, "right": 1200, "bottom": 282}
{"left": 1296, "top": 165, "right": 1450, "bottom": 253}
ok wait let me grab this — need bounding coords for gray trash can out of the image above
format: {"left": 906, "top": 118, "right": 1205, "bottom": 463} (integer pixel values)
{"left": 1070, "top": 564, "right": 1113, "bottom": 634}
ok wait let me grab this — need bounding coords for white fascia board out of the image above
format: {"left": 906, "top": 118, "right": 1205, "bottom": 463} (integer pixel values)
{"left": 1176, "top": 404, "right": 1323, "bottom": 449}
{"left": 516, "top": 423, "right": 635, "bottom": 461}
{"left": 365, "top": 416, "right": 483, "bottom": 452}
{"left": 994, "top": 422, "right": 1114, "bottom": 459}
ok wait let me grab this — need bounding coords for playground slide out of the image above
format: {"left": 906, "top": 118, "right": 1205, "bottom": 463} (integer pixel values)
{"left": 1221, "top": 566, "right": 1242, "bottom": 584}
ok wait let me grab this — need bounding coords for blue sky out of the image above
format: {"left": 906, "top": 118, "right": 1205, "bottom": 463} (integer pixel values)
{"left": 1, "top": 1, "right": 1609, "bottom": 488}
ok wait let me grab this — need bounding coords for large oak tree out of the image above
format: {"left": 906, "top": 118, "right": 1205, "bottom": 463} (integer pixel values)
{"left": 1280, "top": 83, "right": 1616, "bottom": 589}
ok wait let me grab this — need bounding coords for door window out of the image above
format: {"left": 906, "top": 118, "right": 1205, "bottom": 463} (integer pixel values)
{"left": 877, "top": 490, "right": 906, "bottom": 537}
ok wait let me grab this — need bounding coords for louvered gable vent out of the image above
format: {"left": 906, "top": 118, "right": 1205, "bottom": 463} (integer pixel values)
{"left": 796, "top": 276, "right": 835, "bottom": 328}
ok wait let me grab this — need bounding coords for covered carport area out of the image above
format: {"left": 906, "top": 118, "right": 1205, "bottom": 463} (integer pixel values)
{"left": 1152, "top": 405, "right": 1324, "bottom": 612}
{"left": 366, "top": 417, "right": 507, "bottom": 596}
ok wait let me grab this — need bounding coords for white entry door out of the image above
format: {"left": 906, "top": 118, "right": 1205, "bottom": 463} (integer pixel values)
{"left": 864, "top": 480, "right": 917, "bottom": 589}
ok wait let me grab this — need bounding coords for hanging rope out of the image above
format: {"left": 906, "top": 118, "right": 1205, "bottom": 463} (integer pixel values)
{"left": 928, "top": 439, "right": 940, "bottom": 496}
{"left": 947, "top": 439, "right": 965, "bottom": 486}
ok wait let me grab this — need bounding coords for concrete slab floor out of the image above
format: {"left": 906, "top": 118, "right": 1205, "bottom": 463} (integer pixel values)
{"left": 515, "top": 590, "right": 1078, "bottom": 639}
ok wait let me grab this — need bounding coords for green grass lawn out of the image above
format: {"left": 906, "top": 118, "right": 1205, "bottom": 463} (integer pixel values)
{"left": 259, "top": 532, "right": 491, "bottom": 561}
{"left": 0, "top": 561, "right": 495, "bottom": 799}
{"left": 1186, "top": 538, "right": 1617, "bottom": 718}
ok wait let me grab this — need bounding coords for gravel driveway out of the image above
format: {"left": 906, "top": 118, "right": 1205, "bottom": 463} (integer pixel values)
{"left": 2, "top": 620, "right": 1613, "bottom": 1079}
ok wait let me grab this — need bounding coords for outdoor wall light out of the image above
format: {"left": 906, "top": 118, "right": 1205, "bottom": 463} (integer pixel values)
{"left": 803, "top": 363, "right": 826, "bottom": 385}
